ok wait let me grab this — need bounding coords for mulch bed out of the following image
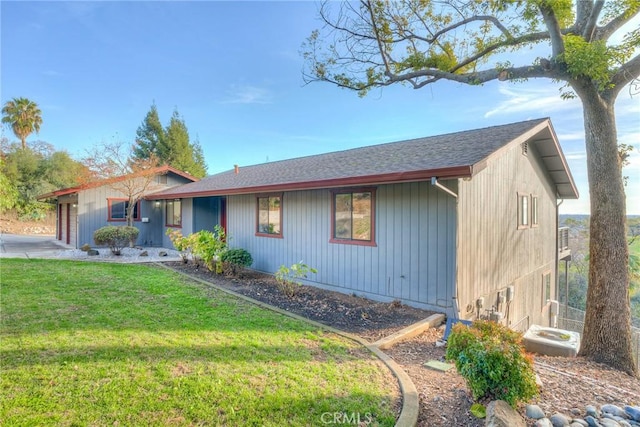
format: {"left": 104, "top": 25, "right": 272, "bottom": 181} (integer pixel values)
{"left": 161, "top": 261, "right": 436, "bottom": 342}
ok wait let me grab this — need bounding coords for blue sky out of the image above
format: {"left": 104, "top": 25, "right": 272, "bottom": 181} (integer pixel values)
{"left": 1, "top": 1, "right": 638, "bottom": 214}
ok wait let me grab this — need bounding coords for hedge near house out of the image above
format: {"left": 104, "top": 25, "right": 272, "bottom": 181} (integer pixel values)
{"left": 94, "top": 226, "right": 139, "bottom": 255}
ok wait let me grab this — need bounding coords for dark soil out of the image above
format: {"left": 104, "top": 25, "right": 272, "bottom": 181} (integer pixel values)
{"left": 163, "top": 261, "right": 436, "bottom": 342}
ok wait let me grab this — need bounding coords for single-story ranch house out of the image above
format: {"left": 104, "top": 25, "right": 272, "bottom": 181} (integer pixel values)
{"left": 43, "top": 118, "right": 577, "bottom": 328}
{"left": 38, "top": 165, "right": 198, "bottom": 247}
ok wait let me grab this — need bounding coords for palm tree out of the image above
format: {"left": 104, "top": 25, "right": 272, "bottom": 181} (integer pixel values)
{"left": 1, "top": 97, "right": 43, "bottom": 149}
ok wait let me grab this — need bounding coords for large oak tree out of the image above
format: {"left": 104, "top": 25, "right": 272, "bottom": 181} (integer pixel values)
{"left": 303, "top": 0, "right": 640, "bottom": 375}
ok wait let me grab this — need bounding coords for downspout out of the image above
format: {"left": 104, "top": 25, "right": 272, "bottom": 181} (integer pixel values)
{"left": 431, "top": 177, "right": 458, "bottom": 198}
{"left": 431, "top": 177, "right": 459, "bottom": 319}
{"left": 556, "top": 198, "right": 564, "bottom": 320}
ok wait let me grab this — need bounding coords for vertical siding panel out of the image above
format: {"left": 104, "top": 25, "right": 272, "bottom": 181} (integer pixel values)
{"left": 220, "top": 183, "right": 454, "bottom": 312}
{"left": 410, "top": 182, "right": 420, "bottom": 302}
{"left": 456, "top": 141, "right": 559, "bottom": 326}
{"left": 376, "top": 186, "right": 387, "bottom": 297}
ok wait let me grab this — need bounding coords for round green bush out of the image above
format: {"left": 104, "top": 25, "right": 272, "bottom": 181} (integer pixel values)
{"left": 445, "top": 320, "right": 538, "bottom": 407}
{"left": 93, "top": 226, "right": 139, "bottom": 255}
{"left": 221, "top": 248, "right": 253, "bottom": 267}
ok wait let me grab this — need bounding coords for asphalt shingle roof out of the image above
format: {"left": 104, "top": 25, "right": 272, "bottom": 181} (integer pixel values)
{"left": 149, "top": 118, "right": 569, "bottom": 198}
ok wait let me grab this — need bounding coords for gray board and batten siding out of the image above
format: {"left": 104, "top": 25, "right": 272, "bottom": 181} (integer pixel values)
{"left": 45, "top": 170, "right": 196, "bottom": 249}
{"left": 148, "top": 118, "right": 578, "bottom": 318}
{"left": 456, "top": 129, "right": 560, "bottom": 327}
{"left": 225, "top": 182, "right": 457, "bottom": 313}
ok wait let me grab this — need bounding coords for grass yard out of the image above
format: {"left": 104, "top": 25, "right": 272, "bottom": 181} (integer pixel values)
{"left": 0, "top": 259, "right": 398, "bottom": 426}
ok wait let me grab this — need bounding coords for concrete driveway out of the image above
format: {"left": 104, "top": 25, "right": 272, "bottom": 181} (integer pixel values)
{"left": 0, "top": 233, "right": 72, "bottom": 259}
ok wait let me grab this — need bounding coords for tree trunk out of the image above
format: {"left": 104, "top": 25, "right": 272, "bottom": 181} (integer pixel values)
{"left": 577, "top": 85, "right": 637, "bottom": 376}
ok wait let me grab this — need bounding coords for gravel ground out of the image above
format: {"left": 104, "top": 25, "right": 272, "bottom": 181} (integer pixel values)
{"left": 57, "top": 247, "right": 182, "bottom": 262}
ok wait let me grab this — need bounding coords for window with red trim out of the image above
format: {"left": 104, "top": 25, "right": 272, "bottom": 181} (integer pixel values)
{"left": 331, "top": 189, "right": 375, "bottom": 245}
{"left": 166, "top": 199, "right": 182, "bottom": 227}
{"left": 108, "top": 199, "right": 140, "bottom": 222}
{"left": 256, "top": 195, "right": 282, "bottom": 237}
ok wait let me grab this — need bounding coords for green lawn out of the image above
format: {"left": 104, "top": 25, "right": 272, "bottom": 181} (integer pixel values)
{"left": 0, "top": 259, "right": 398, "bottom": 426}
{"left": 631, "top": 237, "right": 640, "bottom": 258}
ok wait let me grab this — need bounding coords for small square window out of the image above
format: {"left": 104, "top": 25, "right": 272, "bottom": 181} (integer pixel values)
{"left": 331, "top": 189, "right": 376, "bottom": 246}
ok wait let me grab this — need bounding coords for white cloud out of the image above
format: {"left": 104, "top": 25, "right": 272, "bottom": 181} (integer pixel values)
{"left": 221, "top": 85, "right": 273, "bottom": 105}
{"left": 556, "top": 131, "right": 585, "bottom": 141}
{"left": 484, "top": 83, "right": 581, "bottom": 118}
{"left": 564, "top": 152, "right": 586, "bottom": 161}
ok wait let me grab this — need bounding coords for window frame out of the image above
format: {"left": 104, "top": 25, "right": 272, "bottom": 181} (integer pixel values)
{"left": 107, "top": 198, "right": 141, "bottom": 222}
{"left": 165, "top": 199, "right": 182, "bottom": 227}
{"left": 517, "top": 193, "right": 529, "bottom": 229}
{"left": 330, "top": 188, "right": 376, "bottom": 247}
{"left": 531, "top": 194, "right": 539, "bottom": 227}
{"left": 255, "top": 193, "right": 283, "bottom": 238}
{"left": 542, "top": 271, "right": 552, "bottom": 308}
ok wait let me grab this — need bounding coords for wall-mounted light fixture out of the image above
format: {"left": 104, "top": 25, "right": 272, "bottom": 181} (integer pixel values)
{"left": 72, "top": 203, "right": 77, "bottom": 208}
{"left": 154, "top": 201, "right": 161, "bottom": 207}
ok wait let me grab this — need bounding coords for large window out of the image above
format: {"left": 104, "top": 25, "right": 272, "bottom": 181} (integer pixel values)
{"left": 166, "top": 199, "right": 182, "bottom": 227}
{"left": 517, "top": 193, "right": 529, "bottom": 229}
{"left": 256, "top": 195, "right": 282, "bottom": 237}
{"left": 331, "top": 189, "right": 375, "bottom": 245}
{"left": 108, "top": 198, "right": 140, "bottom": 222}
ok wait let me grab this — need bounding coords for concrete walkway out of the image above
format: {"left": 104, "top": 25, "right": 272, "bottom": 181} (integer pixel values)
{"left": 0, "top": 233, "right": 73, "bottom": 259}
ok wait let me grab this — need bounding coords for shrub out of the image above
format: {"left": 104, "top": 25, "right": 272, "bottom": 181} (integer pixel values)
{"left": 166, "top": 228, "right": 191, "bottom": 263}
{"left": 191, "top": 225, "right": 227, "bottom": 272}
{"left": 93, "top": 226, "right": 139, "bottom": 255}
{"left": 445, "top": 320, "right": 538, "bottom": 407}
{"left": 274, "top": 261, "right": 317, "bottom": 298}
{"left": 221, "top": 248, "right": 253, "bottom": 276}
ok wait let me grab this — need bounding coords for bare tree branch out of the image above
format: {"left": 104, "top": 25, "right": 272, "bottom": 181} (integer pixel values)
{"left": 597, "top": 5, "right": 640, "bottom": 41}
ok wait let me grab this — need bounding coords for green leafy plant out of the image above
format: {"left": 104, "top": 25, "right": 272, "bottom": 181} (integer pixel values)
{"left": 445, "top": 320, "right": 538, "bottom": 407}
{"left": 166, "top": 228, "right": 191, "bottom": 263}
{"left": 190, "top": 225, "right": 227, "bottom": 273}
{"left": 93, "top": 226, "right": 139, "bottom": 255}
{"left": 274, "top": 261, "right": 317, "bottom": 298}
{"left": 221, "top": 248, "right": 253, "bottom": 276}
{"left": 470, "top": 403, "right": 486, "bottom": 419}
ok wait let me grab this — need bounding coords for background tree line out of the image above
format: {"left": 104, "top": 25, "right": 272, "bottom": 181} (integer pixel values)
{"left": 1, "top": 98, "right": 207, "bottom": 218}
{"left": 560, "top": 215, "right": 640, "bottom": 326}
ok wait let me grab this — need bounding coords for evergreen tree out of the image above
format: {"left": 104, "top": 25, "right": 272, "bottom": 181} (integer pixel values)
{"left": 133, "top": 103, "right": 164, "bottom": 161}
{"left": 132, "top": 104, "right": 207, "bottom": 178}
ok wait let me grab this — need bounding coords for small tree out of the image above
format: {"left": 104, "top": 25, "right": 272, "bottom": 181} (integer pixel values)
{"left": 84, "top": 141, "right": 162, "bottom": 227}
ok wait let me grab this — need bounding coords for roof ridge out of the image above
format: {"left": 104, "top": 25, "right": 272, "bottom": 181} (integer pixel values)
{"left": 214, "top": 117, "right": 550, "bottom": 175}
